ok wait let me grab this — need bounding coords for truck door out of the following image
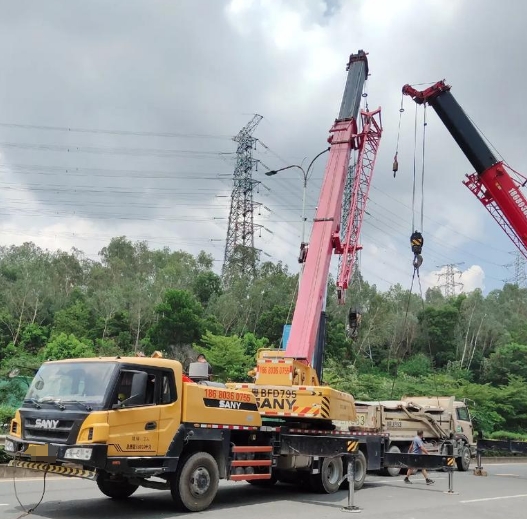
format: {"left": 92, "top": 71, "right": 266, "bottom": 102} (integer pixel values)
{"left": 156, "top": 370, "right": 181, "bottom": 456}
{"left": 107, "top": 368, "right": 161, "bottom": 457}
{"left": 455, "top": 405, "right": 474, "bottom": 443}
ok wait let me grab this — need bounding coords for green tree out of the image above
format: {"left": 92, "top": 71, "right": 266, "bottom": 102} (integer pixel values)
{"left": 483, "top": 343, "right": 527, "bottom": 385}
{"left": 147, "top": 290, "right": 204, "bottom": 352}
{"left": 417, "top": 305, "right": 460, "bottom": 367}
{"left": 192, "top": 271, "right": 222, "bottom": 306}
{"left": 255, "top": 305, "right": 290, "bottom": 346}
{"left": 42, "top": 333, "right": 95, "bottom": 360}
{"left": 195, "top": 332, "right": 253, "bottom": 382}
{"left": 52, "top": 301, "right": 93, "bottom": 339}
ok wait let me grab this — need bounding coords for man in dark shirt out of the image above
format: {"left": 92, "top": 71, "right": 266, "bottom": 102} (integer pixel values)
{"left": 404, "top": 430, "right": 435, "bottom": 485}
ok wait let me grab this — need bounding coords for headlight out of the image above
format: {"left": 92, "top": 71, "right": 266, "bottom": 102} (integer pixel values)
{"left": 64, "top": 447, "right": 92, "bottom": 460}
{"left": 4, "top": 439, "right": 15, "bottom": 452}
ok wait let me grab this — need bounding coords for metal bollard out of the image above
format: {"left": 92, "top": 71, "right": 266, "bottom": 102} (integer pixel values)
{"left": 473, "top": 450, "right": 487, "bottom": 477}
{"left": 341, "top": 456, "right": 361, "bottom": 513}
{"left": 443, "top": 442, "right": 459, "bottom": 495}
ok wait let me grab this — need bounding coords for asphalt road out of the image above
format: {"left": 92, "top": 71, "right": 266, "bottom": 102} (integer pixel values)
{"left": 1, "top": 464, "right": 527, "bottom": 519}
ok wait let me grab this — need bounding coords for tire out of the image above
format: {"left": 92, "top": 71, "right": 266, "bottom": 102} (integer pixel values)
{"left": 309, "top": 456, "right": 343, "bottom": 494}
{"left": 171, "top": 452, "right": 219, "bottom": 512}
{"left": 348, "top": 451, "right": 367, "bottom": 491}
{"left": 456, "top": 445, "right": 471, "bottom": 472}
{"left": 380, "top": 445, "right": 402, "bottom": 477}
{"left": 96, "top": 474, "right": 138, "bottom": 500}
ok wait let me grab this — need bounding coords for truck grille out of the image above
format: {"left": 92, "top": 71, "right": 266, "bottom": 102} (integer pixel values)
{"left": 23, "top": 418, "right": 75, "bottom": 443}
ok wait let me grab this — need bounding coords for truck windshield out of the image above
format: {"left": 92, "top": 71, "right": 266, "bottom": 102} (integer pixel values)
{"left": 25, "top": 361, "right": 117, "bottom": 406}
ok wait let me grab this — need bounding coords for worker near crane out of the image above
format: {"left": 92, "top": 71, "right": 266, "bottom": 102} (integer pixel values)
{"left": 404, "top": 430, "right": 435, "bottom": 485}
{"left": 197, "top": 353, "right": 213, "bottom": 380}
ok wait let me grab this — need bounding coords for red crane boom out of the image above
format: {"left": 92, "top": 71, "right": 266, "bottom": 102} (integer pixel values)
{"left": 403, "top": 81, "right": 527, "bottom": 260}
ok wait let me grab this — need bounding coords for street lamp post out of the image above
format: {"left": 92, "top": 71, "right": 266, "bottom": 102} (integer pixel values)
{"left": 265, "top": 147, "right": 330, "bottom": 278}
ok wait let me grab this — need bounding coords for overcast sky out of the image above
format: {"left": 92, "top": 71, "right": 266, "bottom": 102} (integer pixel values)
{"left": 1, "top": 0, "right": 526, "bottom": 297}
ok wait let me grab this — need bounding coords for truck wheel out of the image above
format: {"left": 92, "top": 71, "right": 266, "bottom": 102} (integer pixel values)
{"left": 310, "top": 456, "right": 343, "bottom": 494}
{"left": 456, "top": 445, "right": 471, "bottom": 472}
{"left": 341, "top": 452, "right": 367, "bottom": 491}
{"left": 171, "top": 452, "right": 219, "bottom": 512}
{"left": 380, "top": 445, "right": 402, "bottom": 477}
{"left": 96, "top": 474, "right": 138, "bottom": 499}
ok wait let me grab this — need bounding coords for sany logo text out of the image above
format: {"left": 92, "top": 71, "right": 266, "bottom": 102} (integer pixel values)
{"left": 34, "top": 419, "right": 59, "bottom": 429}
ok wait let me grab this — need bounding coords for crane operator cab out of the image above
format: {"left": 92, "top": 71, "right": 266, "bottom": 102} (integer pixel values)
{"left": 347, "top": 308, "right": 362, "bottom": 339}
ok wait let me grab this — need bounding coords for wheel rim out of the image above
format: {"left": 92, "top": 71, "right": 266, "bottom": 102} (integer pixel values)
{"left": 189, "top": 466, "right": 211, "bottom": 496}
{"left": 463, "top": 447, "right": 470, "bottom": 465}
{"left": 325, "top": 460, "right": 340, "bottom": 485}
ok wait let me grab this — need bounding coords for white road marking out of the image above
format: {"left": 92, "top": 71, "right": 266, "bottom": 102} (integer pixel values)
{"left": 461, "top": 494, "right": 527, "bottom": 503}
{"left": 0, "top": 503, "right": 9, "bottom": 506}
{"left": 496, "top": 473, "right": 519, "bottom": 476}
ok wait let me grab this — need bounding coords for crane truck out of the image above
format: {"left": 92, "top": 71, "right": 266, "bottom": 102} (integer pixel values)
{"left": 3, "top": 50, "right": 378, "bottom": 513}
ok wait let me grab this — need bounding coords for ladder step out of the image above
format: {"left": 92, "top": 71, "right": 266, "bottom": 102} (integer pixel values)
{"left": 232, "top": 446, "right": 272, "bottom": 453}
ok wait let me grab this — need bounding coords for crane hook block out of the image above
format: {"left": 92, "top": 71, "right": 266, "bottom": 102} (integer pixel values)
{"left": 410, "top": 230, "right": 423, "bottom": 255}
{"left": 392, "top": 153, "right": 399, "bottom": 178}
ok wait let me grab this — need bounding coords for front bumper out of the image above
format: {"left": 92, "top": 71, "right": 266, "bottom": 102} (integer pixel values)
{"left": 5, "top": 436, "right": 108, "bottom": 474}
{"left": 5, "top": 436, "right": 175, "bottom": 478}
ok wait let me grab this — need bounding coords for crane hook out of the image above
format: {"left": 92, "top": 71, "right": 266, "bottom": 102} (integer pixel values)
{"left": 410, "top": 230, "right": 424, "bottom": 269}
{"left": 392, "top": 152, "right": 399, "bottom": 178}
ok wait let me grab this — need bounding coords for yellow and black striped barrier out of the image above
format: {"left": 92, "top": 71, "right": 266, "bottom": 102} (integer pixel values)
{"left": 8, "top": 460, "right": 96, "bottom": 480}
{"left": 445, "top": 456, "right": 455, "bottom": 468}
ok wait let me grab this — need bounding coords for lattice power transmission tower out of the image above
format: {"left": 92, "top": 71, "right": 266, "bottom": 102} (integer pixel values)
{"left": 222, "top": 114, "right": 263, "bottom": 279}
{"left": 505, "top": 250, "right": 527, "bottom": 287}
{"left": 436, "top": 262, "right": 465, "bottom": 297}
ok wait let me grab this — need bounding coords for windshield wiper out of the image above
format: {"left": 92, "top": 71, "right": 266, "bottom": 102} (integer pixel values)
{"left": 37, "top": 398, "right": 66, "bottom": 410}
{"left": 63, "top": 400, "right": 93, "bottom": 411}
{"left": 23, "top": 398, "right": 41, "bottom": 409}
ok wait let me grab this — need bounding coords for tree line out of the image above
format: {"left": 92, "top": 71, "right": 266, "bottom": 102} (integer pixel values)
{"left": 1, "top": 237, "right": 527, "bottom": 438}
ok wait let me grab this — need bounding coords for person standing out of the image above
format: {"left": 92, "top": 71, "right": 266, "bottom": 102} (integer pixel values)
{"left": 404, "top": 430, "right": 435, "bottom": 485}
{"left": 197, "top": 353, "right": 213, "bottom": 380}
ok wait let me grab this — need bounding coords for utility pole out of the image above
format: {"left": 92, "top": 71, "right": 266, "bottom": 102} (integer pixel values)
{"left": 222, "top": 114, "right": 263, "bottom": 280}
{"left": 436, "top": 262, "right": 464, "bottom": 297}
{"left": 505, "top": 250, "right": 527, "bottom": 287}
{"left": 265, "top": 147, "right": 330, "bottom": 283}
